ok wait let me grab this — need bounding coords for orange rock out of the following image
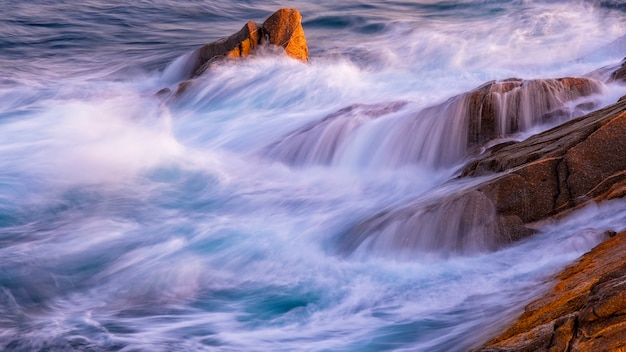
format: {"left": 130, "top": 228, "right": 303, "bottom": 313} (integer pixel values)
{"left": 167, "top": 8, "right": 308, "bottom": 96}
{"left": 191, "top": 20, "right": 261, "bottom": 77}
{"left": 474, "top": 230, "right": 626, "bottom": 351}
{"left": 261, "top": 8, "right": 308, "bottom": 62}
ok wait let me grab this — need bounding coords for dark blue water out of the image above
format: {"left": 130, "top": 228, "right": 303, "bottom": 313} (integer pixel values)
{"left": 1, "top": 1, "right": 626, "bottom": 351}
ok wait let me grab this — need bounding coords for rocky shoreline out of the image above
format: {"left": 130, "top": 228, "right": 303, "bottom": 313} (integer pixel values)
{"left": 474, "top": 229, "right": 626, "bottom": 351}
{"left": 165, "top": 9, "right": 626, "bottom": 350}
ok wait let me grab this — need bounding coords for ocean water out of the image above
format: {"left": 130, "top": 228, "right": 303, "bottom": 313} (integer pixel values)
{"left": 2, "top": 1, "right": 626, "bottom": 351}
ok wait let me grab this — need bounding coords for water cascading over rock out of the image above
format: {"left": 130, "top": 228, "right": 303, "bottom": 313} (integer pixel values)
{"left": 264, "top": 77, "right": 603, "bottom": 169}
{"left": 336, "top": 189, "right": 532, "bottom": 258}
{"left": 339, "top": 93, "right": 626, "bottom": 258}
{"left": 263, "top": 102, "right": 407, "bottom": 165}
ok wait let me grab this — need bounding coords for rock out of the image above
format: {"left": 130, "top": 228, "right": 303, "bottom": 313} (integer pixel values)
{"left": 264, "top": 76, "right": 602, "bottom": 171}
{"left": 460, "top": 97, "right": 626, "bottom": 228}
{"left": 333, "top": 79, "right": 610, "bottom": 255}
{"left": 336, "top": 187, "right": 535, "bottom": 256}
{"left": 337, "top": 87, "right": 616, "bottom": 255}
{"left": 189, "top": 8, "right": 307, "bottom": 78}
{"left": 261, "top": 8, "right": 308, "bottom": 62}
{"left": 473, "top": 230, "right": 626, "bottom": 352}
{"left": 191, "top": 21, "right": 262, "bottom": 77}
{"left": 162, "top": 8, "right": 308, "bottom": 96}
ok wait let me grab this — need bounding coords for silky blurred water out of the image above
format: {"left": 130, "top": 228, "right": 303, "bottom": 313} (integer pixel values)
{"left": 1, "top": 1, "right": 626, "bottom": 351}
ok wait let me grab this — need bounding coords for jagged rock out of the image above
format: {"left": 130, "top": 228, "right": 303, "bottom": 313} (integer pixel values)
{"left": 261, "top": 8, "right": 308, "bottom": 62}
{"left": 460, "top": 97, "right": 626, "bottom": 226}
{"left": 342, "top": 95, "right": 626, "bottom": 255}
{"left": 473, "top": 230, "right": 626, "bottom": 352}
{"left": 191, "top": 21, "right": 262, "bottom": 77}
{"left": 190, "top": 8, "right": 307, "bottom": 78}
{"left": 166, "top": 8, "right": 308, "bottom": 96}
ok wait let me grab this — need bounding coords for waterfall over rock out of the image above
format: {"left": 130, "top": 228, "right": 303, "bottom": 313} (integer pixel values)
{"left": 339, "top": 94, "right": 626, "bottom": 257}
{"left": 264, "top": 77, "right": 604, "bottom": 169}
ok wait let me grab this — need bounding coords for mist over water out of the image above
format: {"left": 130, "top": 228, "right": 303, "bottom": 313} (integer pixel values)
{"left": 2, "top": 1, "right": 626, "bottom": 351}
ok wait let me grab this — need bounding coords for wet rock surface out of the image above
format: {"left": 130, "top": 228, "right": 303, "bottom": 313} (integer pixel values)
{"left": 461, "top": 96, "right": 626, "bottom": 222}
{"left": 264, "top": 77, "right": 602, "bottom": 170}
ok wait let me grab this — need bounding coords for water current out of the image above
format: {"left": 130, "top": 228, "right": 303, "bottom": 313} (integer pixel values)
{"left": 2, "top": 1, "right": 626, "bottom": 351}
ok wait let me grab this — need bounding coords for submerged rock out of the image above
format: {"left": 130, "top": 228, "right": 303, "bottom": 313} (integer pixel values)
{"left": 474, "top": 230, "right": 626, "bottom": 352}
{"left": 263, "top": 102, "right": 407, "bottom": 166}
{"left": 336, "top": 189, "right": 533, "bottom": 257}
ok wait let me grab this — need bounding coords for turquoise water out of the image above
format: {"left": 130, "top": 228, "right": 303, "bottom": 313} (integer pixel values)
{"left": 2, "top": 1, "right": 626, "bottom": 351}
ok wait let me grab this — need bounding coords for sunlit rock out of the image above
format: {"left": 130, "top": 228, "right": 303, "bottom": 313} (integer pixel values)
{"left": 165, "top": 8, "right": 308, "bottom": 96}
{"left": 187, "top": 8, "right": 307, "bottom": 79}
{"left": 474, "top": 229, "right": 626, "bottom": 352}
{"left": 191, "top": 21, "right": 262, "bottom": 77}
{"left": 261, "top": 8, "right": 308, "bottom": 62}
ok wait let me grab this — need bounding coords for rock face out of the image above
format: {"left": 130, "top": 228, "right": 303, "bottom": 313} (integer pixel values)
{"left": 188, "top": 8, "right": 307, "bottom": 78}
{"left": 261, "top": 8, "right": 308, "bottom": 62}
{"left": 474, "top": 230, "right": 626, "bottom": 352}
{"left": 191, "top": 21, "right": 262, "bottom": 77}
{"left": 462, "top": 96, "right": 626, "bottom": 220}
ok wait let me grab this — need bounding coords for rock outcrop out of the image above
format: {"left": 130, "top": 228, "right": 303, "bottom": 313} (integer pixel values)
{"left": 188, "top": 8, "right": 307, "bottom": 78}
{"left": 166, "top": 8, "right": 308, "bottom": 96}
{"left": 338, "top": 95, "right": 626, "bottom": 255}
{"left": 461, "top": 96, "right": 626, "bottom": 221}
{"left": 474, "top": 230, "right": 626, "bottom": 352}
